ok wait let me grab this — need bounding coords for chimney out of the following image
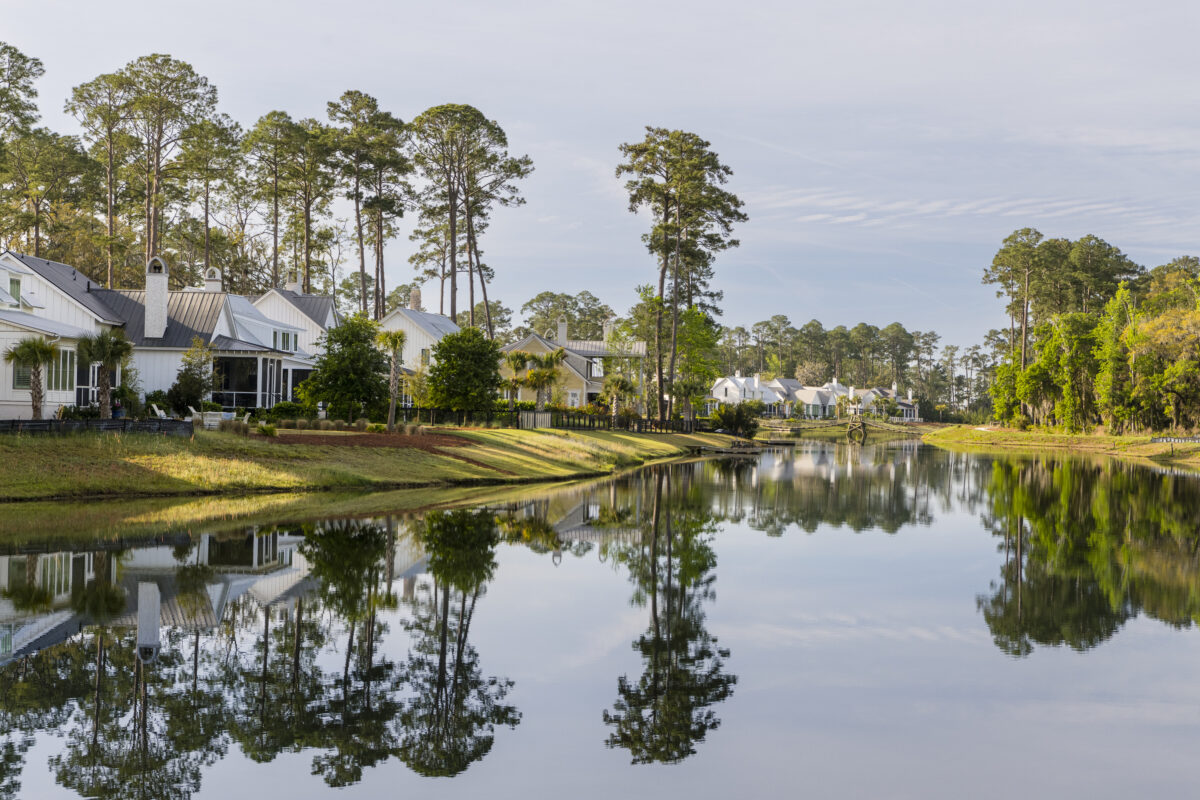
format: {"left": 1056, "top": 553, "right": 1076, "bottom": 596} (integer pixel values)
{"left": 283, "top": 270, "right": 300, "bottom": 293}
{"left": 556, "top": 316, "right": 567, "bottom": 343}
{"left": 908, "top": 388, "right": 913, "bottom": 402}
{"left": 145, "top": 256, "right": 169, "bottom": 340}
{"left": 409, "top": 286, "right": 422, "bottom": 312}
{"left": 892, "top": 381, "right": 897, "bottom": 395}
{"left": 602, "top": 318, "right": 614, "bottom": 341}
{"left": 734, "top": 369, "right": 741, "bottom": 378}
{"left": 204, "top": 267, "right": 223, "bottom": 292}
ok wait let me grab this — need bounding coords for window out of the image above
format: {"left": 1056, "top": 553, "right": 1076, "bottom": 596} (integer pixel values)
{"left": 46, "top": 350, "right": 76, "bottom": 392}
{"left": 12, "top": 364, "right": 30, "bottom": 390}
{"left": 8, "top": 278, "right": 18, "bottom": 304}
{"left": 421, "top": 348, "right": 430, "bottom": 366}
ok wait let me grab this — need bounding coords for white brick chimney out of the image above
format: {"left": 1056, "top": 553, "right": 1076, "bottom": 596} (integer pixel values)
{"left": 556, "top": 316, "right": 567, "bottom": 343}
{"left": 145, "top": 256, "right": 169, "bottom": 339}
{"left": 283, "top": 270, "right": 300, "bottom": 293}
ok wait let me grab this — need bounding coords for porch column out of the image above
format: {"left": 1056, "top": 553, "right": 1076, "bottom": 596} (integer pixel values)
{"left": 256, "top": 355, "right": 263, "bottom": 409}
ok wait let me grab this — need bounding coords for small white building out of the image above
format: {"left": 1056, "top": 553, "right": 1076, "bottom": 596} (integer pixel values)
{"left": 378, "top": 291, "right": 461, "bottom": 371}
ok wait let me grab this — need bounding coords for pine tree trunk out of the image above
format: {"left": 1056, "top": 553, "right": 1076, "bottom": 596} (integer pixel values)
{"left": 448, "top": 183, "right": 458, "bottom": 320}
{"left": 354, "top": 173, "right": 367, "bottom": 313}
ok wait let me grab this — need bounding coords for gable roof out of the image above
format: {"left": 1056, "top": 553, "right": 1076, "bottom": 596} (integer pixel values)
{"left": 267, "top": 288, "right": 339, "bottom": 329}
{"left": 4, "top": 251, "right": 123, "bottom": 324}
{"left": 383, "top": 306, "right": 460, "bottom": 340}
{"left": 92, "top": 289, "right": 226, "bottom": 348}
{"left": 0, "top": 309, "right": 92, "bottom": 339}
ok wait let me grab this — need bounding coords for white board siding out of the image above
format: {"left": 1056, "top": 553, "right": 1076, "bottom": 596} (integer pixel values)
{"left": 380, "top": 314, "right": 440, "bottom": 370}
{"left": 253, "top": 293, "right": 328, "bottom": 355}
{"left": 0, "top": 325, "right": 80, "bottom": 418}
{"left": 130, "top": 349, "right": 187, "bottom": 397}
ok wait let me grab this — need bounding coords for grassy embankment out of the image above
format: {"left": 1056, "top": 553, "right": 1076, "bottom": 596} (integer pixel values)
{"left": 0, "top": 426, "right": 732, "bottom": 503}
{"left": 923, "top": 425, "right": 1200, "bottom": 471}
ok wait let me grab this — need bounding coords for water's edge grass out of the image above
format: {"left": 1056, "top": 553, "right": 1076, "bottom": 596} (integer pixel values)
{"left": 922, "top": 425, "right": 1200, "bottom": 473}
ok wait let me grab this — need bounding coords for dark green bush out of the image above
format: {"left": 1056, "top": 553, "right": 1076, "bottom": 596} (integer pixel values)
{"left": 711, "top": 404, "right": 760, "bottom": 438}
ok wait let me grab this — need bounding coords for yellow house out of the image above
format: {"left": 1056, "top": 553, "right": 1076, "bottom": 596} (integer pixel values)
{"left": 500, "top": 317, "right": 645, "bottom": 408}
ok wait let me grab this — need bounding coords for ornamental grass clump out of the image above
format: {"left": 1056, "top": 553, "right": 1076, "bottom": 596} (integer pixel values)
{"left": 295, "top": 418, "right": 311, "bottom": 430}
{"left": 332, "top": 419, "right": 347, "bottom": 431}
{"left": 278, "top": 419, "right": 296, "bottom": 429}
{"left": 317, "top": 419, "right": 334, "bottom": 431}
{"left": 354, "top": 418, "right": 370, "bottom": 431}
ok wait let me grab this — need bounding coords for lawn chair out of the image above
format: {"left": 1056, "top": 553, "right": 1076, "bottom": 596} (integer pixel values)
{"left": 150, "top": 403, "right": 168, "bottom": 420}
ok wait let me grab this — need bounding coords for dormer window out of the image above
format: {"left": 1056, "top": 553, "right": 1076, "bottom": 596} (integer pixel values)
{"left": 8, "top": 277, "right": 19, "bottom": 304}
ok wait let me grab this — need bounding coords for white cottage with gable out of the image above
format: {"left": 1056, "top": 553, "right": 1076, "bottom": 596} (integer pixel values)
{"left": 378, "top": 290, "right": 460, "bottom": 371}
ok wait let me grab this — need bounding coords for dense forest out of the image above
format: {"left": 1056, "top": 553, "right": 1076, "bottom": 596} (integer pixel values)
{"left": 984, "top": 228, "right": 1200, "bottom": 432}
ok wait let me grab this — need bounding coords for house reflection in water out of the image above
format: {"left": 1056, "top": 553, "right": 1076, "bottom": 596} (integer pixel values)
{"left": 0, "top": 523, "right": 431, "bottom": 667}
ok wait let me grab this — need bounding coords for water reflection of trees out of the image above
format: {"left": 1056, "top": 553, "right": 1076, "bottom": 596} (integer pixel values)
{"left": 977, "top": 457, "right": 1200, "bottom": 656}
{"left": 0, "top": 512, "right": 521, "bottom": 796}
{"left": 602, "top": 469, "right": 737, "bottom": 764}
{"left": 397, "top": 509, "right": 520, "bottom": 776}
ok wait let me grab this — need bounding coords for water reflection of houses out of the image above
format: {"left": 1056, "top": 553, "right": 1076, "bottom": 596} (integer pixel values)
{"left": 1, "top": 522, "right": 430, "bottom": 665}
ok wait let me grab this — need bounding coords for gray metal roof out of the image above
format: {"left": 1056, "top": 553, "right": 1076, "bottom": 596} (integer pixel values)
{"left": 5, "top": 251, "right": 124, "bottom": 324}
{"left": 92, "top": 289, "right": 226, "bottom": 348}
{"left": 276, "top": 289, "right": 338, "bottom": 329}
{"left": 0, "top": 309, "right": 92, "bottom": 339}
{"left": 385, "top": 306, "right": 460, "bottom": 340}
{"left": 210, "top": 335, "right": 274, "bottom": 353}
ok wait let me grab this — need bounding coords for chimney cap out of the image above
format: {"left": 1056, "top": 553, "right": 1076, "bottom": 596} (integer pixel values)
{"left": 147, "top": 255, "right": 168, "bottom": 275}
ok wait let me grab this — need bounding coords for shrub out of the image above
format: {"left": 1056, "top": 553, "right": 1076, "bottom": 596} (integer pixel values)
{"left": 257, "top": 423, "right": 277, "bottom": 437}
{"left": 263, "top": 400, "right": 308, "bottom": 422}
{"left": 59, "top": 404, "right": 101, "bottom": 420}
{"left": 201, "top": 401, "right": 222, "bottom": 412}
{"left": 367, "top": 422, "right": 387, "bottom": 433}
{"left": 354, "top": 417, "right": 370, "bottom": 431}
{"left": 318, "top": 419, "right": 334, "bottom": 431}
{"left": 295, "top": 418, "right": 311, "bottom": 430}
{"left": 332, "top": 419, "right": 347, "bottom": 431}
{"left": 711, "top": 404, "right": 760, "bottom": 438}
{"left": 278, "top": 418, "right": 296, "bottom": 429}
{"left": 404, "top": 424, "right": 419, "bottom": 436}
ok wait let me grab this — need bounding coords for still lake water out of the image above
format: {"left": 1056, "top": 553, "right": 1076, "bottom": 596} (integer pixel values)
{"left": 3, "top": 440, "right": 1200, "bottom": 798}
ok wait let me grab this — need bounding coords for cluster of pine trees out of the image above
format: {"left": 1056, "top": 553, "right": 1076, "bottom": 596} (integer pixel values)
{"left": 986, "top": 228, "right": 1200, "bottom": 432}
{"left": 0, "top": 42, "right": 531, "bottom": 326}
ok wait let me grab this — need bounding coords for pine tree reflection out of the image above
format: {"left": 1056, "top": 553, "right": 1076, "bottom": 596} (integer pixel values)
{"left": 395, "top": 509, "right": 520, "bottom": 776}
{"left": 603, "top": 468, "right": 736, "bottom": 764}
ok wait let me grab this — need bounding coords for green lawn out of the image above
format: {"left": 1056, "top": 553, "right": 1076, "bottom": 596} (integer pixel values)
{"left": 0, "top": 427, "right": 733, "bottom": 502}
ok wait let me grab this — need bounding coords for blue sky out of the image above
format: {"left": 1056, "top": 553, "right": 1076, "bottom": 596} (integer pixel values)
{"left": 8, "top": 0, "right": 1200, "bottom": 345}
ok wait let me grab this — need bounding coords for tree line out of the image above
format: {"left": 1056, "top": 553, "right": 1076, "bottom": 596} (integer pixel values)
{"left": 984, "top": 227, "right": 1200, "bottom": 432}
{"left": 0, "top": 42, "right": 532, "bottom": 326}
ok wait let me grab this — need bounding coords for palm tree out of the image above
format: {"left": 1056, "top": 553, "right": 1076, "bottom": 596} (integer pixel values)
{"left": 4, "top": 336, "right": 59, "bottom": 419}
{"left": 376, "top": 329, "right": 407, "bottom": 431}
{"left": 503, "top": 351, "right": 531, "bottom": 411}
{"left": 77, "top": 330, "right": 133, "bottom": 419}
{"left": 523, "top": 349, "right": 567, "bottom": 412}
{"left": 603, "top": 373, "right": 636, "bottom": 427}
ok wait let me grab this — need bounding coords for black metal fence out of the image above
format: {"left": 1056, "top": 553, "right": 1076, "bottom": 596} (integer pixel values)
{"left": 0, "top": 418, "right": 194, "bottom": 437}
{"left": 391, "top": 408, "right": 703, "bottom": 434}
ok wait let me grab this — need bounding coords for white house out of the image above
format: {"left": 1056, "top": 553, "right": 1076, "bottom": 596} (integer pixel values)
{"left": 708, "top": 372, "right": 920, "bottom": 420}
{"left": 252, "top": 271, "right": 341, "bottom": 357}
{"left": 709, "top": 372, "right": 788, "bottom": 414}
{"left": 378, "top": 291, "right": 461, "bottom": 371}
{"left": 1, "top": 252, "right": 336, "bottom": 415}
{"left": 0, "top": 251, "right": 124, "bottom": 417}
